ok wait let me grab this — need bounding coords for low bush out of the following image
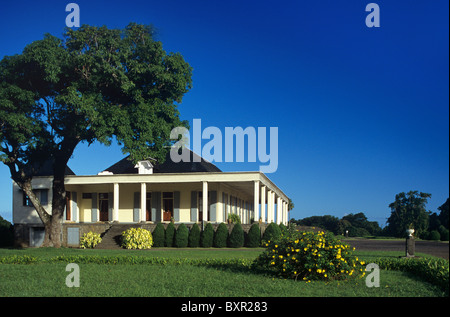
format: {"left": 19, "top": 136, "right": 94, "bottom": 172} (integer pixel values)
{"left": 429, "top": 230, "right": 441, "bottom": 241}
{"left": 254, "top": 230, "right": 365, "bottom": 282}
{"left": 228, "top": 223, "right": 244, "bottom": 248}
{"left": 200, "top": 223, "right": 214, "bottom": 248}
{"left": 79, "top": 231, "right": 102, "bottom": 249}
{"left": 121, "top": 227, "right": 153, "bottom": 249}
{"left": 165, "top": 222, "right": 175, "bottom": 247}
{"left": 214, "top": 223, "right": 228, "bottom": 248}
{"left": 188, "top": 223, "right": 201, "bottom": 247}
{"left": 246, "top": 223, "right": 261, "bottom": 248}
{"left": 175, "top": 223, "right": 189, "bottom": 248}
{"left": 373, "top": 257, "right": 449, "bottom": 293}
{"left": 0, "top": 255, "right": 38, "bottom": 264}
{"left": 152, "top": 223, "right": 165, "bottom": 247}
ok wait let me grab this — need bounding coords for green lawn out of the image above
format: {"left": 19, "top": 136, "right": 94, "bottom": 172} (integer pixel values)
{"left": 0, "top": 247, "right": 447, "bottom": 297}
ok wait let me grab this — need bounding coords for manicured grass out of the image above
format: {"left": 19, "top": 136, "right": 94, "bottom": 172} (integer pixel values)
{"left": 0, "top": 247, "right": 447, "bottom": 297}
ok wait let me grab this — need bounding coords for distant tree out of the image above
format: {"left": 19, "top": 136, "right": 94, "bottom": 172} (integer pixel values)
{"left": 438, "top": 198, "right": 449, "bottom": 229}
{"left": 386, "top": 191, "right": 431, "bottom": 237}
{"left": 342, "top": 212, "right": 381, "bottom": 236}
{"left": 0, "top": 23, "right": 192, "bottom": 247}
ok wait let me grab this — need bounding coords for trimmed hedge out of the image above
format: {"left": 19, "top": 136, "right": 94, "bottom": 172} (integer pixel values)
{"left": 262, "top": 222, "right": 281, "bottom": 242}
{"left": 246, "top": 223, "right": 261, "bottom": 248}
{"left": 201, "top": 223, "right": 214, "bottom": 248}
{"left": 175, "top": 223, "right": 189, "bottom": 248}
{"left": 214, "top": 223, "right": 228, "bottom": 248}
{"left": 228, "top": 223, "right": 244, "bottom": 248}
{"left": 188, "top": 223, "right": 201, "bottom": 247}
{"left": 165, "top": 222, "right": 175, "bottom": 247}
{"left": 152, "top": 223, "right": 165, "bottom": 247}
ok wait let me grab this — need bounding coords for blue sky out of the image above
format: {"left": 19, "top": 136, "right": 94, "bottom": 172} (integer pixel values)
{"left": 0, "top": 0, "right": 448, "bottom": 226}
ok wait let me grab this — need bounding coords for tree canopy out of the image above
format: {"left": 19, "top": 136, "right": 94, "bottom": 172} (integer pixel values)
{"left": 386, "top": 191, "right": 431, "bottom": 237}
{"left": 0, "top": 23, "right": 192, "bottom": 247}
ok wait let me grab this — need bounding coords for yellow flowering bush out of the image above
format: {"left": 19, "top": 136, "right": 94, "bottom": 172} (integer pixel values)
{"left": 79, "top": 231, "right": 102, "bottom": 249}
{"left": 121, "top": 227, "right": 153, "bottom": 249}
{"left": 254, "top": 230, "right": 365, "bottom": 282}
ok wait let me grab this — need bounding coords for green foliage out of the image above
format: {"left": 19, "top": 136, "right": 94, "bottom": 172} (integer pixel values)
{"left": 386, "top": 191, "right": 431, "bottom": 237}
{"left": 0, "top": 23, "right": 193, "bottom": 247}
{"left": 79, "top": 231, "right": 102, "bottom": 249}
{"left": 440, "top": 228, "right": 449, "bottom": 241}
{"left": 227, "top": 214, "right": 241, "bottom": 224}
{"left": 246, "top": 223, "right": 261, "bottom": 248}
{"left": 228, "top": 223, "right": 244, "bottom": 248}
{"left": 152, "top": 223, "right": 165, "bottom": 247}
{"left": 373, "top": 257, "right": 449, "bottom": 293}
{"left": 0, "top": 216, "right": 13, "bottom": 247}
{"left": 165, "top": 222, "right": 175, "bottom": 247}
{"left": 214, "top": 223, "right": 228, "bottom": 248}
{"left": 175, "top": 223, "right": 189, "bottom": 248}
{"left": 200, "top": 223, "right": 214, "bottom": 248}
{"left": 429, "top": 230, "right": 441, "bottom": 241}
{"left": 188, "top": 223, "right": 200, "bottom": 247}
{"left": 121, "top": 227, "right": 153, "bottom": 249}
{"left": 254, "top": 230, "right": 365, "bottom": 282}
{"left": 0, "top": 255, "right": 38, "bottom": 264}
{"left": 262, "top": 222, "right": 281, "bottom": 243}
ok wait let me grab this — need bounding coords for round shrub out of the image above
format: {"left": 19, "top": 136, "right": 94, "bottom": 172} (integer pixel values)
{"left": 79, "top": 231, "right": 102, "bottom": 249}
{"left": 263, "top": 222, "right": 281, "bottom": 243}
{"left": 429, "top": 230, "right": 441, "bottom": 241}
{"left": 201, "top": 223, "right": 214, "bottom": 248}
{"left": 254, "top": 230, "right": 365, "bottom": 282}
{"left": 440, "top": 229, "right": 449, "bottom": 241}
{"left": 175, "top": 223, "right": 189, "bottom": 248}
{"left": 165, "top": 222, "right": 175, "bottom": 247}
{"left": 228, "top": 223, "right": 244, "bottom": 248}
{"left": 214, "top": 223, "right": 229, "bottom": 248}
{"left": 188, "top": 223, "right": 201, "bottom": 247}
{"left": 152, "top": 223, "right": 165, "bottom": 247}
{"left": 246, "top": 223, "right": 261, "bottom": 248}
{"left": 121, "top": 227, "right": 153, "bottom": 249}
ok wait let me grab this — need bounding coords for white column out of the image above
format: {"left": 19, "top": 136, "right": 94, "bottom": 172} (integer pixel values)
{"left": 140, "top": 182, "right": 146, "bottom": 222}
{"left": 284, "top": 201, "right": 288, "bottom": 225}
{"left": 276, "top": 196, "right": 281, "bottom": 224}
{"left": 260, "top": 185, "right": 266, "bottom": 223}
{"left": 113, "top": 183, "right": 119, "bottom": 222}
{"left": 202, "top": 181, "right": 208, "bottom": 222}
{"left": 266, "top": 190, "right": 272, "bottom": 222}
{"left": 253, "top": 181, "right": 260, "bottom": 223}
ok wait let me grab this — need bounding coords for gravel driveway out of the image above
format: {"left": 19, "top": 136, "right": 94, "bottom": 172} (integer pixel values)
{"left": 342, "top": 238, "right": 449, "bottom": 259}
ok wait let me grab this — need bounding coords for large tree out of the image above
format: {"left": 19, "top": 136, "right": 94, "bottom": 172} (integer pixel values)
{"left": 386, "top": 191, "right": 431, "bottom": 237}
{"left": 0, "top": 23, "right": 192, "bottom": 247}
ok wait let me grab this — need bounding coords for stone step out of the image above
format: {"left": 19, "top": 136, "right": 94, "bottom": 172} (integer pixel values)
{"left": 96, "top": 224, "right": 141, "bottom": 249}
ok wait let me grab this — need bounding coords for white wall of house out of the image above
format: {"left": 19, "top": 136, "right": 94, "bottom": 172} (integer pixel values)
{"left": 13, "top": 172, "right": 289, "bottom": 226}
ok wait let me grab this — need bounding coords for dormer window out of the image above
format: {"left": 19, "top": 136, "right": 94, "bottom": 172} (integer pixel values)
{"left": 134, "top": 160, "right": 153, "bottom": 174}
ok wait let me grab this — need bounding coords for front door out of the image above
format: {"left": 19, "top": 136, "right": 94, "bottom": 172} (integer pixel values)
{"left": 99, "top": 193, "right": 109, "bottom": 221}
{"left": 162, "top": 192, "right": 173, "bottom": 221}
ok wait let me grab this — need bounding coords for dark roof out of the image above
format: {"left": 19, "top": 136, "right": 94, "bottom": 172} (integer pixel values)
{"left": 102, "top": 149, "right": 221, "bottom": 174}
{"left": 25, "top": 159, "right": 76, "bottom": 177}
